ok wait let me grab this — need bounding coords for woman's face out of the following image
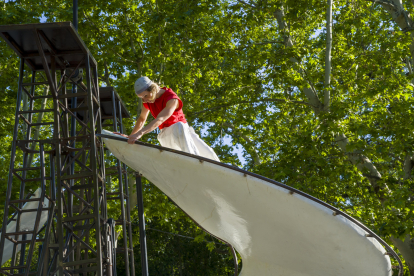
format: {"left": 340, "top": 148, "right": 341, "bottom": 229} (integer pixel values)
{"left": 138, "top": 90, "right": 156, "bottom": 103}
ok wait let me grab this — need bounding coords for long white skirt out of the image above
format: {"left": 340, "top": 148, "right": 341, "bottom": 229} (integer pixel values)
{"left": 157, "top": 122, "right": 220, "bottom": 162}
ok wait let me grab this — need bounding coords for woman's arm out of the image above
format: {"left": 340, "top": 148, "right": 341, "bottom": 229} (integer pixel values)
{"left": 130, "top": 107, "right": 150, "bottom": 135}
{"left": 113, "top": 107, "right": 149, "bottom": 138}
{"left": 127, "top": 99, "right": 178, "bottom": 144}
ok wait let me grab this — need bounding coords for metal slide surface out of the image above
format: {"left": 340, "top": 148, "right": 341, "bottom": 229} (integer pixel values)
{"left": 101, "top": 130, "right": 396, "bottom": 276}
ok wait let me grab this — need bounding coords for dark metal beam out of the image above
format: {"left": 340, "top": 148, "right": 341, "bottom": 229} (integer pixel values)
{"left": 136, "top": 174, "right": 149, "bottom": 276}
{"left": 73, "top": 0, "right": 78, "bottom": 31}
{"left": 0, "top": 58, "right": 24, "bottom": 267}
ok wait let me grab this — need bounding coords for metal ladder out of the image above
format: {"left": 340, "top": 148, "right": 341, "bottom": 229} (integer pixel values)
{"left": 0, "top": 23, "right": 111, "bottom": 276}
{"left": 0, "top": 62, "right": 56, "bottom": 276}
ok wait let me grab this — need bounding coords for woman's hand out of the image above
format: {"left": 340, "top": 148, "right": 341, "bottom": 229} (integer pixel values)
{"left": 113, "top": 132, "right": 128, "bottom": 138}
{"left": 128, "top": 131, "right": 143, "bottom": 144}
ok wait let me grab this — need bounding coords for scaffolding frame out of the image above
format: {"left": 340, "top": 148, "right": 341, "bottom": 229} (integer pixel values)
{"left": 0, "top": 22, "right": 110, "bottom": 276}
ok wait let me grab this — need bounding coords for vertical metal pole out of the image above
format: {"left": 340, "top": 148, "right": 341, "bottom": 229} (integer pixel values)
{"left": 85, "top": 54, "right": 103, "bottom": 275}
{"left": 119, "top": 100, "right": 135, "bottom": 276}
{"left": 70, "top": 7, "right": 79, "bottom": 262}
{"left": 70, "top": 3, "right": 78, "bottom": 267}
{"left": 0, "top": 58, "right": 24, "bottom": 266}
{"left": 17, "top": 71, "right": 36, "bottom": 274}
{"left": 112, "top": 93, "right": 130, "bottom": 276}
{"left": 136, "top": 174, "right": 148, "bottom": 276}
{"left": 18, "top": 234, "right": 27, "bottom": 274}
{"left": 69, "top": 3, "right": 77, "bottom": 264}
{"left": 73, "top": 0, "right": 78, "bottom": 30}
{"left": 37, "top": 155, "right": 56, "bottom": 276}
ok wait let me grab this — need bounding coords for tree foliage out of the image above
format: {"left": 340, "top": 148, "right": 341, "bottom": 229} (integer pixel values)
{"left": 1, "top": 0, "right": 414, "bottom": 275}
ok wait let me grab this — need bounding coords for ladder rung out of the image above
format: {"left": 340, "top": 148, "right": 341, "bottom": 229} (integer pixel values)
{"left": 106, "top": 192, "right": 120, "bottom": 195}
{"left": 62, "top": 146, "right": 91, "bottom": 152}
{"left": 22, "top": 82, "right": 49, "bottom": 86}
{"left": 116, "top": 247, "right": 133, "bottom": 253}
{"left": 18, "top": 109, "right": 54, "bottom": 114}
{"left": 63, "top": 205, "right": 84, "bottom": 214}
{"left": 23, "top": 177, "right": 51, "bottom": 183}
{"left": 13, "top": 167, "right": 42, "bottom": 171}
{"left": 58, "top": 92, "right": 88, "bottom": 99}
{"left": 63, "top": 214, "right": 95, "bottom": 222}
{"left": 68, "top": 106, "right": 89, "bottom": 112}
{"left": 21, "top": 207, "right": 52, "bottom": 213}
{"left": 0, "top": 268, "right": 37, "bottom": 275}
{"left": 106, "top": 194, "right": 128, "bottom": 199}
{"left": 9, "top": 198, "right": 41, "bottom": 204}
{"left": 62, "top": 259, "right": 97, "bottom": 268}
{"left": 105, "top": 167, "right": 127, "bottom": 173}
{"left": 105, "top": 166, "right": 119, "bottom": 171}
{"left": 107, "top": 197, "right": 120, "bottom": 200}
{"left": 33, "top": 95, "right": 53, "bottom": 100}
{"left": 115, "top": 219, "right": 131, "bottom": 225}
{"left": 61, "top": 172, "right": 93, "bottom": 180}
{"left": 0, "top": 265, "right": 28, "bottom": 270}
{"left": 73, "top": 224, "right": 93, "bottom": 231}
{"left": 31, "top": 122, "right": 54, "bottom": 126}
{"left": 16, "top": 139, "right": 55, "bottom": 143}
{"left": 60, "top": 135, "right": 90, "bottom": 141}
{"left": 105, "top": 171, "right": 118, "bottom": 176}
{"left": 15, "top": 146, "right": 55, "bottom": 155}
{"left": 71, "top": 184, "right": 93, "bottom": 190}
{"left": 8, "top": 271, "right": 38, "bottom": 275}
{"left": 16, "top": 238, "right": 44, "bottom": 244}
{"left": 67, "top": 266, "right": 98, "bottom": 274}
{"left": 4, "top": 230, "right": 34, "bottom": 236}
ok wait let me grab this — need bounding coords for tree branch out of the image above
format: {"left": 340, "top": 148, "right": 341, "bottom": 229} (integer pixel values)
{"left": 274, "top": 7, "right": 322, "bottom": 111}
{"left": 364, "top": 0, "right": 397, "bottom": 10}
{"left": 222, "top": 122, "right": 261, "bottom": 166}
{"left": 403, "top": 154, "right": 414, "bottom": 180}
{"left": 114, "top": 51, "right": 140, "bottom": 65}
{"left": 83, "top": 11, "right": 102, "bottom": 34}
{"left": 334, "top": 133, "right": 390, "bottom": 201}
{"left": 189, "top": 98, "right": 311, "bottom": 116}
{"left": 237, "top": 40, "right": 284, "bottom": 50}
{"left": 235, "top": 0, "right": 257, "bottom": 8}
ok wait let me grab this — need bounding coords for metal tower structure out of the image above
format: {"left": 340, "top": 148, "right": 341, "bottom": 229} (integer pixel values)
{"left": 0, "top": 22, "right": 110, "bottom": 276}
{"left": 69, "top": 87, "right": 136, "bottom": 276}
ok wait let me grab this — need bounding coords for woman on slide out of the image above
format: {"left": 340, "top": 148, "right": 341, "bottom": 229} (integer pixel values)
{"left": 114, "top": 76, "right": 220, "bottom": 162}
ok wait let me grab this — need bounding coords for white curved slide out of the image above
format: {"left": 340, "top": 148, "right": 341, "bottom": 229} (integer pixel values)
{"left": 101, "top": 130, "right": 394, "bottom": 276}
{"left": 0, "top": 188, "right": 49, "bottom": 265}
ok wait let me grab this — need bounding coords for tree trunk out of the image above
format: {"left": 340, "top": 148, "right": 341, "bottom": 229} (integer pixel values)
{"left": 324, "top": 0, "right": 332, "bottom": 111}
{"left": 390, "top": 235, "right": 414, "bottom": 275}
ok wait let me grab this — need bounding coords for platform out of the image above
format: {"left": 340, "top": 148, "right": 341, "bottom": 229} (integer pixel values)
{"left": 0, "top": 22, "right": 96, "bottom": 70}
{"left": 64, "top": 86, "right": 130, "bottom": 121}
